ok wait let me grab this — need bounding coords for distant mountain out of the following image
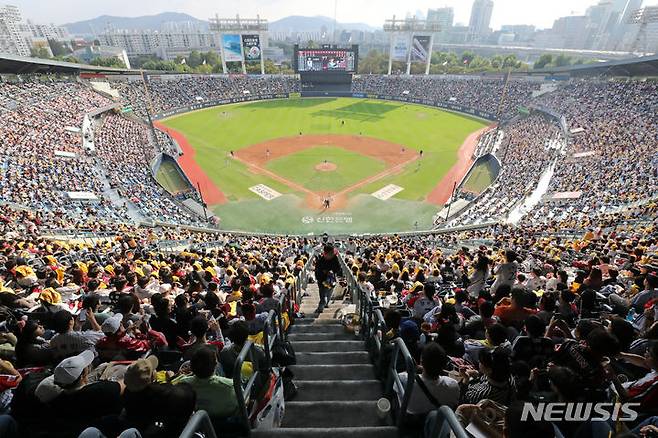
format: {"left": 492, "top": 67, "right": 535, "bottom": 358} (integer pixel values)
{"left": 269, "top": 15, "right": 376, "bottom": 33}
{"left": 64, "top": 13, "right": 376, "bottom": 37}
{"left": 63, "top": 12, "right": 208, "bottom": 35}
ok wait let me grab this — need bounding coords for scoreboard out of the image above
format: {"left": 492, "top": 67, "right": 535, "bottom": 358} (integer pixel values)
{"left": 294, "top": 45, "right": 358, "bottom": 73}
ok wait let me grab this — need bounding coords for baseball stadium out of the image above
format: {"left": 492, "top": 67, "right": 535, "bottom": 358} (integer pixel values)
{"left": 1, "top": 4, "right": 658, "bottom": 438}
{"left": 155, "top": 97, "right": 489, "bottom": 234}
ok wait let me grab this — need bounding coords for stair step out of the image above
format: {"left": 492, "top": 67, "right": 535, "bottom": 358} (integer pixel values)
{"left": 296, "top": 351, "right": 370, "bottom": 365}
{"left": 294, "top": 380, "right": 382, "bottom": 401}
{"left": 290, "top": 364, "right": 376, "bottom": 380}
{"left": 252, "top": 426, "right": 398, "bottom": 438}
{"left": 293, "top": 340, "right": 364, "bottom": 352}
{"left": 294, "top": 318, "right": 349, "bottom": 326}
{"left": 290, "top": 324, "right": 345, "bottom": 334}
{"left": 289, "top": 332, "right": 356, "bottom": 342}
{"left": 282, "top": 401, "right": 392, "bottom": 428}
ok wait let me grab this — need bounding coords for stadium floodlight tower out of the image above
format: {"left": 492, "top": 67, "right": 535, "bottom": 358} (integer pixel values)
{"left": 628, "top": 6, "right": 658, "bottom": 55}
{"left": 208, "top": 14, "right": 268, "bottom": 74}
{"left": 384, "top": 16, "right": 441, "bottom": 75}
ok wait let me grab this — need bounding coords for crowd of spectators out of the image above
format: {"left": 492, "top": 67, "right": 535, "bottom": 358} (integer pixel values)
{"left": 112, "top": 76, "right": 301, "bottom": 118}
{"left": 94, "top": 113, "right": 203, "bottom": 226}
{"left": 450, "top": 114, "right": 565, "bottom": 225}
{"left": 0, "top": 80, "right": 115, "bottom": 218}
{"left": 352, "top": 75, "right": 541, "bottom": 117}
{"left": 0, "top": 78, "right": 208, "bottom": 229}
{"left": 345, "top": 215, "right": 658, "bottom": 437}
{"left": 523, "top": 80, "right": 658, "bottom": 227}
{"left": 0, "top": 229, "right": 313, "bottom": 437}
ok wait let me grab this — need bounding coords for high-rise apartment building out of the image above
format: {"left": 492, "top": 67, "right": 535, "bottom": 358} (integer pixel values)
{"left": 468, "top": 0, "right": 494, "bottom": 39}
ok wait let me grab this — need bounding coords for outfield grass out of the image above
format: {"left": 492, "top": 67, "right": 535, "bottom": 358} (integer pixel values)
{"left": 265, "top": 146, "right": 386, "bottom": 192}
{"left": 160, "top": 97, "right": 487, "bottom": 233}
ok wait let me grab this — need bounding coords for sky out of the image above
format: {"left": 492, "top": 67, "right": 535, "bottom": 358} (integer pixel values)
{"left": 9, "top": 0, "right": 658, "bottom": 30}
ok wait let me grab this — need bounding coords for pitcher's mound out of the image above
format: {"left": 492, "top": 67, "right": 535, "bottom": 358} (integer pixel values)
{"left": 315, "top": 162, "right": 337, "bottom": 172}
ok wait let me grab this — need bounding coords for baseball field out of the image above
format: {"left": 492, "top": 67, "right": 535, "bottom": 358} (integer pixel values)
{"left": 155, "top": 97, "right": 489, "bottom": 234}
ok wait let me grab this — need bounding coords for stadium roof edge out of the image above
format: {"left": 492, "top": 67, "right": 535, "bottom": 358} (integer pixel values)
{"left": 523, "top": 54, "right": 658, "bottom": 77}
{"left": 0, "top": 53, "right": 143, "bottom": 75}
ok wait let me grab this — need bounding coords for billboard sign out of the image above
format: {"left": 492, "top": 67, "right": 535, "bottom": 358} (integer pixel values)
{"left": 411, "top": 35, "right": 431, "bottom": 63}
{"left": 241, "top": 34, "right": 261, "bottom": 62}
{"left": 295, "top": 48, "right": 357, "bottom": 72}
{"left": 392, "top": 36, "right": 408, "bottom": 61}
{"left": 222, "top": 34, "right": 243, "bottom": 62}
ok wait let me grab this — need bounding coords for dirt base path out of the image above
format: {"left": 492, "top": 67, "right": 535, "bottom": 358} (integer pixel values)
{"left": 426, "top": 126, "right": 494, "bottom": 205}
{"left": 236, "top": 135, "right": 418, "bottom": 210}
{"left": 154, "top": 122, "right": 227, "bottom": 205}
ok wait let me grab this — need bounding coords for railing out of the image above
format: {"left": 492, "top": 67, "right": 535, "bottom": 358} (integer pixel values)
{"left": 385, "top": 338, "right": 417, "bottom": 427}
{"left": 179, "top": 410, "right": 218, "bottom": 438}
{"left": 262, "top": 309, "right": 279, "bottom": 370}
{"left": 233, "top": 340, "right": 262, "bottom": 434}
{"left": 426, "top": 406, "right": 470, "bottom": 438}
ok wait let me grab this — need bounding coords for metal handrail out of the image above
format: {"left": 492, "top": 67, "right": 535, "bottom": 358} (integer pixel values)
{"left": 179, "top": 410, "right": 218, "bottom": 438}
{"left": 386, "top": 338, "right": 417, "bottom": 428}
{"left": 233, "top": 340, "right": 261, "bottom": 434}
{"left": 262, "top": 309, "right": 279, "bottom": 370}
{"left": 426, "top": 406, "right": 470, "bottom": 438}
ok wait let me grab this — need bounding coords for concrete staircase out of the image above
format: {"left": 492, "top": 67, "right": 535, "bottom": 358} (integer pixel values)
{"left": 253, "top": 283, "right": 398, "bottom": 438}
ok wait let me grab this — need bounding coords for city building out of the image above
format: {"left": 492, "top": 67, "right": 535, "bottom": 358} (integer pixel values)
{"left": 99, "top": 30, "right": 220, "bottom": 60}
{"left": 468, "top": 0, "right": 494, "bottom": 40}
{"left": 427, "top": 7, "right": 454, "bottom": 29}
{"left": 0, "top": 5, "right": 31, "bottom": 56}
{"left": 0, "top": 4, "right": 70, "bottom": 57}
{"left": 500, "top": 24, "right": 536, "bottom": 43}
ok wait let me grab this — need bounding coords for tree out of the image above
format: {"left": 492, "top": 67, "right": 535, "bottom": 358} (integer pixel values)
{"left": 203, "top": 51, "right": 221, "bottom": 67}
{"left": 503, "top": 54, "right": 520, "bottom": 69}
{"left": 461, "top": 51, "right": 475, "bottom": 66}
{"left": 30, "top": 47, "right": 50, "bottom": 59}
{"left": 188, "top": 50, "right": 202, "bottom": 68}
{"left": 358, "top": 49, "right": 387, "bottom": 74}
{"left": 90, "top": 57, "right": 126, "bottom": 68}
{"left": 554, "top": 54, "right": 572, "bottom": 67}
{"left": 533, "top": 54, "right": 553, "bottom": 69}
{"left": 57, "top": 55, "right": 80, "bottom": 64}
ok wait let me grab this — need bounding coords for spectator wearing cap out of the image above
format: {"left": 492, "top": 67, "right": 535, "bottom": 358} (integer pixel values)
{"left": 121, "top": 356, "right": 196, "bottom": 436}
{"left": 36, "top": 350, "right": 123, "bottom": 436}
{"left": 49, "top": 310, "right": 104, "bottom": 362}
{"left": 96, "top": 313, "right": 166, "bottom": 361}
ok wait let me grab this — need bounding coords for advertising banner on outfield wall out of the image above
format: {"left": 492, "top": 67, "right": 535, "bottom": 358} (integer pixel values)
{"left": 241, "top": 34, "right": 261, "bottom": 62}
{"left": 222, "top": 34, "right": 243, "bottom": 62}
{"left": 411, "top": 35, "right": 431, "bottom": 63}
{"left": 392, "top": 36, "right": 409, "bottom": 61}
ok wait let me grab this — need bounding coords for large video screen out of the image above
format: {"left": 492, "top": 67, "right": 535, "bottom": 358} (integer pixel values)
{"left": 295, "top": 47, "right": 358, "bottom": 73}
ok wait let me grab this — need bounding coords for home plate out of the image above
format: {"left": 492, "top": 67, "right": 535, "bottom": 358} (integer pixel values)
{"left": 372, "top": 184, "right": 404, "bottom": 200}
{"left": 249, "top": 184, "right": 282, "bottom": 201}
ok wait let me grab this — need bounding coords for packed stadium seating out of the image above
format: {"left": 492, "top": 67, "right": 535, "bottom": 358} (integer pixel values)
{"left": 1, "top": 65, "right": 657, "bottom": 438}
